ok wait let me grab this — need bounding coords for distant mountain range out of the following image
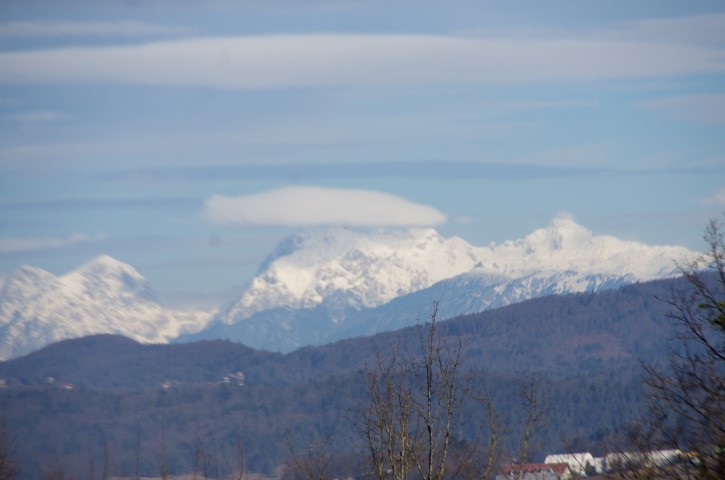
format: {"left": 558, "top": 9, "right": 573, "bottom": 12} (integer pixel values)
{"left": 0, "top": 274, "right": 694, "bottom": 478}
{"left": 180, "top": 215, "right": 694, "bottom": 351}
{"left": 0, "top": 215, "right": 695, "bottom": 359}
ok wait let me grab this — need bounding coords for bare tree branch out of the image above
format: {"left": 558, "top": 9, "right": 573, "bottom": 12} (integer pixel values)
{"left": 623, "top": 217, "right": 725, "bottom": 479}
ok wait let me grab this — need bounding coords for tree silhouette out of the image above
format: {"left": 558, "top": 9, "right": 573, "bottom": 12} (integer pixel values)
{"left": 624, "top": 219, "right": 724, "bottom": 479}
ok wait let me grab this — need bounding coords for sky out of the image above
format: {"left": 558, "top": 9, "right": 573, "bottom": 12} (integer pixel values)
{"left": 0, "top": 0, "right": 724, "bottom": 298}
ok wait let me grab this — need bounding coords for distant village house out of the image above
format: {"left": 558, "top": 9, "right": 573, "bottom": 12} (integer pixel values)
{"left": 497, "top": 463, "right": 572, "bottom": 480}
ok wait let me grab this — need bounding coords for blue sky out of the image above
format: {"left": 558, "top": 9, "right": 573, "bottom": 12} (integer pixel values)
{"left": 0, "top": 0, "right": 723, "bottom": 296}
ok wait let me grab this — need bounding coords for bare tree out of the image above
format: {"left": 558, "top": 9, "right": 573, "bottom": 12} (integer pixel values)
{"left": 623, "top": 219, "right": 725, "bottom": 479}
{"left": 192, "top": 436, "right": 214, "bottom": 480}
{"left": 358, "top": 302, "right": 468, "bottom": 480}
{"left": 285, "top": 435, "right": 334, "bottom": 480}
{"left": 226, "top": 440, "right": 249, "bottom": 480}
{"left": 511, "top": 374, "right": 546, "bottom": 477}
{"left": 359, "top": 342, "right": 416, "bottom": 480}
{"left": 357, "top": 302, "right": 549, "bottom": 480}
{"left": 478, "top": 395, "right": 503, "bottom": 480}
{"left": 189, "top": 436, "right": 248, "bottom": 480}
{"left": 453, "top": 384, "right": 503, "bottom": 480}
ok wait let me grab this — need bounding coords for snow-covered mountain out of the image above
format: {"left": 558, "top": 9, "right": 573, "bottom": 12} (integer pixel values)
{"left": 184, "top": 215, "right": 695, "bottom": 352}
{"left": 0, "top": 255, "right": 213, "bottom": 360}
{"left": 222, "top": 227, "right": 482, "bottom": 324}
{"left": 1, "top": 215, "right": 698, "bottom": 358}
{"left": 224, "top": 215, "right": 691, "bottom": 323}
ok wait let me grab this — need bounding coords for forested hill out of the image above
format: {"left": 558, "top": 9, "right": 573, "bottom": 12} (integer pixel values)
{"left": 0, "top": 273, "right": 695, "bottom": 478}
{"left": 0, "top": 273, "right": 682, "bottom": 389}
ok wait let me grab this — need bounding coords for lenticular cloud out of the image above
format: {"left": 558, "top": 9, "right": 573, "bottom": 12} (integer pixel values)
{"left": 202, "top": 187, "right": 447, "bottom": 227}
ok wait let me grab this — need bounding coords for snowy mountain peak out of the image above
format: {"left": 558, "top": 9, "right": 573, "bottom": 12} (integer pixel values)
{"left": 77, "top": 254, "right": 140, "bottom": 275}
{"left": 482, "top": 216, "right": 694, "bottom": 279}
{"left": 1, "top": 265, "right": 57, "bottom": 302}
{"left": 259, "top": 226, "right": 446, "bottom": 264}
{"left": 222, "top": 217, "right": 696, "bottom": 326}
{"left": 223, "top": 226, "right": 480, "bottom": 323}
{"left": 1, "top": 219, "right": 700, "bottom": 359}
{"left": 0, "top": 254, "right": 213, "bottom": 360}
{"left": 64, "top": 254, "right": 156, "bottom": 302}
{"left": 9, "top": 264, "right": 56, "bottom": 284}
{"left": 529, "top": 213, "right": 593, "bottom": 251}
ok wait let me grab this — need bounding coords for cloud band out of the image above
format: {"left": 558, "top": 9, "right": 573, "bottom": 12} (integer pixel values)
{"left": 0, "top": 33, "right": 723, "bottom": 89}
{"left": 0, "top": 233, "right": 108, "bottom": 255}
{"left": 202, "top": 187, "right": 447, "bottom": 227}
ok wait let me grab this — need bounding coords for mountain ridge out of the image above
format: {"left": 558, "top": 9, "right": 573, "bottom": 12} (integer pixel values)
{"left": 193, "top": 216, "right": 694, "bottom": 351}
{"left": 225, "top": 215, "right": 693, "bottom": 325}
{"left": 0, "top": 273, "right": 693, "bottom": 479}
{"left": 0, "top": 216, "right": 696, "bottom": 359}
{"left": 0, "top": 272, "right": 686, "bottom": 387}
{"left": 223, "top": 226, "right": 482, "bottom": 323}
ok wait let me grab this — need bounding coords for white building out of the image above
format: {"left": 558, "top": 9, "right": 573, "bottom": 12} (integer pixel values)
{"left": 544, "top": 452, "right": 597, "bottom": 475}
{"left": 497, "top": 463, "right": 572, "bottom": 480}
{"left": 604, "top": 449, "right": 682, "bottom": 472}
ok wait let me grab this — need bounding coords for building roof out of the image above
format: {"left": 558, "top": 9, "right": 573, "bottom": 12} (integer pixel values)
{"left": 544, "top": 452, "right": 595, "bottom": 472}
{"left": 545, "top": 452, "right": 594, "bottom": 464}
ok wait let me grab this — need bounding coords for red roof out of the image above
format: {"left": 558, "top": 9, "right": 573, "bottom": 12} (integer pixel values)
{"left": 500, "top": 463, "right": 569, "bottom": 475}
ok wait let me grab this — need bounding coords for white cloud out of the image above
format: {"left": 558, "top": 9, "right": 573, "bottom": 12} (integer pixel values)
{"left": 202, "top": 187, "right": 447, "bottom": 227}
{"left": 704, "top": 187, "right": 725, "bottom": 207}
{"left": 0, "top": 32, "right": 722, "bottom": 89}
{"left": 0, "top": 233, "right": 108, "bottom": 255}
{"left": 642, "top": 93, "right": 725, "bottom": 124}
{"left": 14, "top": 110, "right": 68, "bottom": 122}
{"left": 0, "top": 20, "right": 191, "bottom": 38}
